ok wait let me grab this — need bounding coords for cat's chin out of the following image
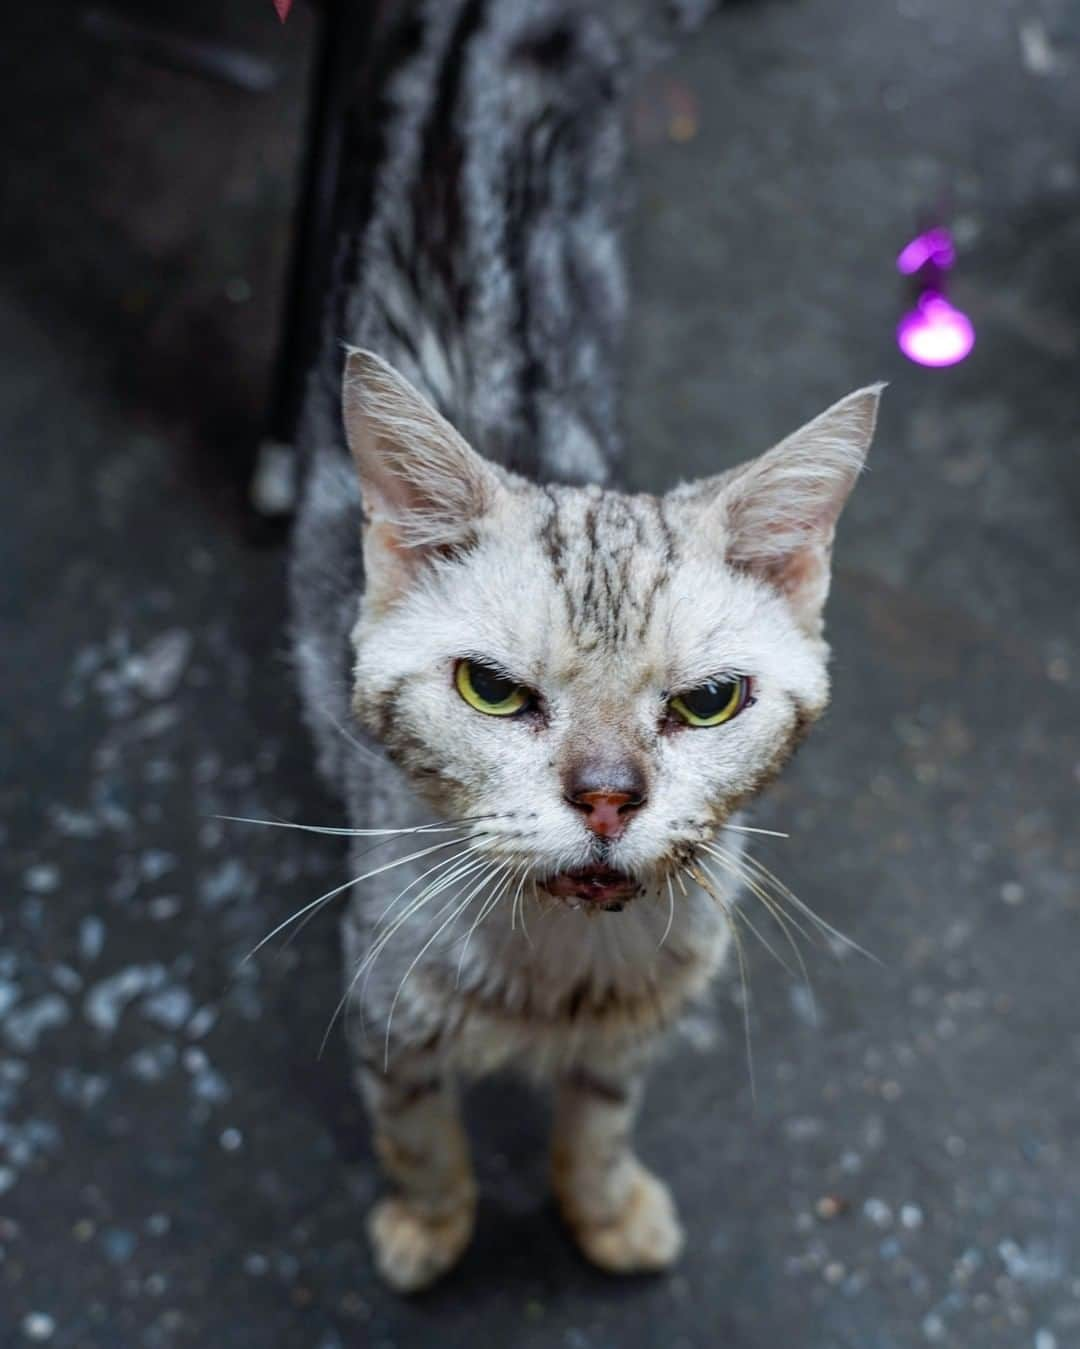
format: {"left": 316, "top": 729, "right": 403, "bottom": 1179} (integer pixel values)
{"left": 541, "top": 864, "right": 641, "bottom": 913}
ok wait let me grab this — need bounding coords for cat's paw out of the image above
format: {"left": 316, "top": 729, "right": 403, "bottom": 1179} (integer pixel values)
{"left": 561, "top": 1163, "right": 684, "bottom": 1275}
{"left": 367, "top": 1197, "right": 474, "bottom": 1293}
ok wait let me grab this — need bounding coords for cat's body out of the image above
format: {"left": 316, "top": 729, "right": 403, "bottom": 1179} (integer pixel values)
{"left": 289, "top": 0, "right": 880, "bottom": 1291}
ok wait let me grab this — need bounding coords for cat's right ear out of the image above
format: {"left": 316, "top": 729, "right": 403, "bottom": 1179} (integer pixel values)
{"left": 673, "top": 384, "right": 882, "bottom": 636}
{"left": 342, "top": 349, "right": 503, "bottom": 612}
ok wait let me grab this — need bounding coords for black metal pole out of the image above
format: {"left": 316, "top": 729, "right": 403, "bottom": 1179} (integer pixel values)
{"left": 266, "top": 0, "right": 375, "bottom": 449}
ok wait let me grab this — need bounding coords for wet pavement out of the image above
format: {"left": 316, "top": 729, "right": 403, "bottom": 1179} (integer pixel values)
{"left": 2, "top": 1, "right": 1079, "bottom": 1345}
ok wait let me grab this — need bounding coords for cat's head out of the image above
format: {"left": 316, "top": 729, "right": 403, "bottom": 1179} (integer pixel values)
{"left": 343, "top": 351, "right": 880, "bottom": 910}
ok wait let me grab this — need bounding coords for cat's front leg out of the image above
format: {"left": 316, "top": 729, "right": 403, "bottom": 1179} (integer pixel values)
{"left": 357, "top": 1050, "right": 476, "bottom": 1293}
{"left": 551, "top": 1051, "right": 684, "bottom": 1274}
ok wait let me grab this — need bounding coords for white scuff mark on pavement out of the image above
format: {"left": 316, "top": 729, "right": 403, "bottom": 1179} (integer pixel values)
{"left": 84, "top": 964, "right": 167, "bottom": 1034}
{"left": 1018, "top": 19, "right": 1061, "bottom": 76}
{"left": 128, "top": 629, "right": 192, "bottom": 700}
{"left": 3, "top": 995, "right": 70, "bottom": 1052}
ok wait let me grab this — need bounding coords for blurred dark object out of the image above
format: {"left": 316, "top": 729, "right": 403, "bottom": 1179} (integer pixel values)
{"left": 83, "top": 7, "right": 280, "bottom": 93}
{"left": 87, "top": 0, "right": 375, "bottom": 517}
{"left": 253, "top": 0, "right": 376, "bottom": 514}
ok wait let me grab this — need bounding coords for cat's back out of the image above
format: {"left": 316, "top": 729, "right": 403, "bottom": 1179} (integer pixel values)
{"left": 322, "top": 0, "right": 631, "bottom": 485}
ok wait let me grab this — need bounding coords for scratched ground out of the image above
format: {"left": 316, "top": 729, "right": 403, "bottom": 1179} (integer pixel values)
{"left": 2, "top": 1, "right": 1079, "bottom": 1346}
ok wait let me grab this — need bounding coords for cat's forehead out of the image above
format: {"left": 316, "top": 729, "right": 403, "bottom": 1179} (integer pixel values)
{"left": 454, "top": 480, "right": 804, "bottom": 697}
{"left": 525, "top": 483, "right": 679, "bottom": 653}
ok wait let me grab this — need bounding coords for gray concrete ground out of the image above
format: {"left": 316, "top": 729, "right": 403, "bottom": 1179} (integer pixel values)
{"left": 2, "top": 1, "right": 1078, "bottom": 1346}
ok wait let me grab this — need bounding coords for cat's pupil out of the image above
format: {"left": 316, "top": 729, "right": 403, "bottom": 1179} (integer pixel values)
{"left": 470, "top": 663, "right": 517, "bottom": 703}
{"left": 681, "top": 678, "right": 736, "bottom": 718}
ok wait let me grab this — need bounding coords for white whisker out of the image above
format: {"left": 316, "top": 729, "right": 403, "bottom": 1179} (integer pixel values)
{"left": 658, "top": 874, "right": 676, "bottom": 951}
{"left": 517, "top": 875, "right": 533, "bottom": 943}
{"left": 507, "top": 863, "right": 534, "bottom": 944}
{"left": 359, "top": 854, "right": 489, "bottom": 981}
{"left": 343, "top": 851, "right": 493, "bottom": 1025}
{"left": 369, "top": 840, "right": 493, "bottom": 932}
{"left": 351, "top": 847, "right": 505, "bottom": 1018}
{"left": 688, "top": 864, "right": 756, "bottom": 1105}
{"left": 697, "top": 857, "right": 799, "bottom": 980}
{"left": 241, "top": 833, "right": 479, "bottom": 966}
{"left": 455, "top": 859, "right": 520, "bottom": 984}
{"left": 322, "top": 706, "right": 388, "bottom": 769}
{"left": 383, "top": 862, "right": 503, "bottom": 1065}
{"left": 280, "top": 836, "right": 482, "bottom": 957}
{"left": 323, "top": 854, "right": 491, "bottom": 1057}
{"left": 216, "top": 813, "right": 498, "bottom": 838}
{"left": 720, "top": 823, "right": 790, "bottom": 839}
{"left": 705, "top": 842, "right": 818, "bottom": 952}
{"left": 705, "top": 841, "right": 877, "bottom": 964}
{"left": 703, "top": 844, "right": 820, "bottom": 1002}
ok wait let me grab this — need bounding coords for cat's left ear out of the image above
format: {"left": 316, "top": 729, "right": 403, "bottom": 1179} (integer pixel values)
{"left": 342, "top": 349, "right": 505, "bottom": 612}
{"left": 689, "top": 385, "right": 883, "bottom": 634}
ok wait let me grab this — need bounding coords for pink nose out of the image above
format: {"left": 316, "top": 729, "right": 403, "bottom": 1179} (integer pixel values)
{"left": 567, "top": 789, "right": 644, "bottom": 839}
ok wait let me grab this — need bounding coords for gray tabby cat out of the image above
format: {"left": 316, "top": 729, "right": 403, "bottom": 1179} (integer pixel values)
{"left": 289, "top": 0, "right": 881, "bottom": 1292}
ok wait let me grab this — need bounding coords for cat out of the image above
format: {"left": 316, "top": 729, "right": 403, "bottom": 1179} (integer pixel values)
{"left": 288, "top": 0, "right": 881, "bottom": 1293}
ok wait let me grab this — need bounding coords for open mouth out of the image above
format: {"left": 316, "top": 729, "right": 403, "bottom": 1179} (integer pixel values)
{"left": 542, "top": 864, "right": 641, "bottom": 911}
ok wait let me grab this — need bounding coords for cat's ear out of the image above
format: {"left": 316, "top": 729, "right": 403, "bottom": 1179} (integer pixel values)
{"left": 697, "top": 385, "right": 883, "bottom": 634}
{"left": 342, "top": 349, "right": 503, "bottom": 610}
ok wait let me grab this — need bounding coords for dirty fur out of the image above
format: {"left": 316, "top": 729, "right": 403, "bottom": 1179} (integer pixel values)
{"left": 288, "top": 0, "right": 880, "bottom": 1292}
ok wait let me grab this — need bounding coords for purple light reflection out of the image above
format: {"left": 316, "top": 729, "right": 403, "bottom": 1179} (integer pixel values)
{"left": 897, "top": 293, "right": 975, "bottom": 368}
{"left": 896, "top": 227, "right": 955, "bottom": 276}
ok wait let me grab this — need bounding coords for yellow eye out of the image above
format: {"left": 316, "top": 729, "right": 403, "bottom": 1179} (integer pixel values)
{"left": 668, "top": 675, "right": 750, "bottom": 727}
{"left": 455, "top": 659, "right": 531, "bottom": 717}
